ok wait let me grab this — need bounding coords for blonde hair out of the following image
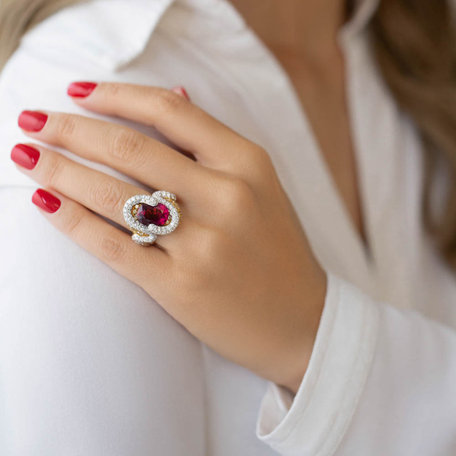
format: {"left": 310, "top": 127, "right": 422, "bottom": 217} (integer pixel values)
{"left": 370, "top": 0, "right": 456, "bottom": 269}
{"left": 2, "top": 0, "right": 456, "bottom": 270}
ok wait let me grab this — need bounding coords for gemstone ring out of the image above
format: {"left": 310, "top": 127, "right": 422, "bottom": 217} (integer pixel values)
{"left": 122, "top": 191, "right": 181, "bottom": 246}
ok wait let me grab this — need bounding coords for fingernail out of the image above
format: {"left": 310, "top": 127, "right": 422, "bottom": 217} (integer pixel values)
{"left": 67, "top": 81, "right": 98, "bottom": 98}
{"left": 32, "top": 189, "right": 61, "bottom": 213}
{"left": 18, "top": 110, "right": 48, "bottom": 132}
{"left": 172, "top": 86, "right": 191, "bottom": 101}
{"left": 10, "top": 144, "right": 40, "bottom": 170}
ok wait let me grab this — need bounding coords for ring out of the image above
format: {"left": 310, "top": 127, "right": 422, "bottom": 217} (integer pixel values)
{"left": 122, "top": 191, "right": 181, "bottom": 246}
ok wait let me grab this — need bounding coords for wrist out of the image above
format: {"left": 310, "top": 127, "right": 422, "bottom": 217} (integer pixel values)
{"left": 278, "top": 268, "right": 327, "bottom": 394}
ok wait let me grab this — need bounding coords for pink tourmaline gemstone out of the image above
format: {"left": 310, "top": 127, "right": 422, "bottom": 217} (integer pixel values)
{"left": 136, "top": 203, "right": 169, "bottom": 226}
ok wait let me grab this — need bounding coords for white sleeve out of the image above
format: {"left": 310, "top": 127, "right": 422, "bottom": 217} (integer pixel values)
{"left": 255, "top": 271, "right": 456, "bottom": 456}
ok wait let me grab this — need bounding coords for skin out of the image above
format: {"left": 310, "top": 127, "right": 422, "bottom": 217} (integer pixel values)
{"left": 11, "top": 0, "right": 359, "bottom": 395}
{"left": 231, "top": 0, "right": 368, "bottom": 247}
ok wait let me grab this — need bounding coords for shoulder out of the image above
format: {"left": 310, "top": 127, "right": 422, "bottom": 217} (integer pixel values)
{"left": 0, "top": 0, "right": 179, "bottom": 186}
{"left": 18, "top": 0, "right": 176, "bottom": 71}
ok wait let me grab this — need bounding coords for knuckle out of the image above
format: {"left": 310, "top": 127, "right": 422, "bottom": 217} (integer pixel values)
{"left": 93, "top": 181, "right": 125, "bottom": 213}
{"left": 108, "top": 128, "right": 146, "bottom": 164}
{"left": 177, "top": 229, "right": 222, "bottom": 285}
{"left": 153, "top": 89, "right": 186, "bottom": 115}
{"left": 198, "top": 229, "right": 225, "bottom": 261}
{"left": 55, "top": 114, "right": 77, "bottom": 140}
{"left": 241, "top": 144, "right": 274, "bottom": 178}
{"left": 102, "top": 82, "right": 122, "bottom": 99}
{"left": 219, "top": 176, "right": 254, "bottom": 211}
{"left": 60, "top": 207, "right": 84, "bottom": 237}
{"left": 99, "top": 237, "right": 125, "bottom": 262}
{"left": 250, "top": 145, "right": 272, "bottom": 166}
{"left": 45, "top": 154, "right": 65, "bottom": 187}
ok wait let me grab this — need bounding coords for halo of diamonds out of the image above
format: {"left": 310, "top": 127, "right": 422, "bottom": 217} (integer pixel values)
{"left": 123, "top": 191, "right": 181, "bottom": 246}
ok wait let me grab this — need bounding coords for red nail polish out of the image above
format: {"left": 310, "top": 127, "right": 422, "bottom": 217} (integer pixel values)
{"left": 10, "top": 144, "right": 40, "bottom": 170}
{"left": 67, "top": 81, "right": 97, "bottom": 98}
{"left": 32, "top": 189, "right": 61, "bottom": 213}
{"left": 18, "top": 111, "right": 48, "bottom": 132}
{"left": 171, "top": 86, "right": 191, "bottom": 101}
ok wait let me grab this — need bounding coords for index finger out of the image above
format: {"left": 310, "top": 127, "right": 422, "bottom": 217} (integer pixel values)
{"left": 67, "top": 82, "right": 253, "bottom": 167}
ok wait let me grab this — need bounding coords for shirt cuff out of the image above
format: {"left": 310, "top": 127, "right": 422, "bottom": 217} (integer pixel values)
{"left": 255, "top": 271, "right": 380, "bottom": 456}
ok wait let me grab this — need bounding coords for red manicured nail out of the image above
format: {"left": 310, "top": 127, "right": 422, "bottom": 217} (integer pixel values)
{"left": 10, "top": 144, "right": 40, "bottom": 170}
{"left": 32, "top": 189, "right": 61, "bottom": 213}
{"left": 18, "top": 110, "right": 48, "bottom": 132}
{"left": 172, "top": 86, "right": 191, "bottom": 101}
{"left": 67, "top": 81, "right": 98, "bottom": 98}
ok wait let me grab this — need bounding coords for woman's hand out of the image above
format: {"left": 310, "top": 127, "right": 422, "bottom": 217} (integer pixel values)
{"left": 11, "top": 82, "right": 327, "bottom": 394}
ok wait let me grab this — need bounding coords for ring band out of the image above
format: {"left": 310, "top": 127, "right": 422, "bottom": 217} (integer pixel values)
{"left": 123, "top": 191, "right": 181, "bottom": 246}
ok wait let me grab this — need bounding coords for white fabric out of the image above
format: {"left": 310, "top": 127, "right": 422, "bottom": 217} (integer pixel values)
{"left": 1, "top": 0, "right": 456, "bottom": 454}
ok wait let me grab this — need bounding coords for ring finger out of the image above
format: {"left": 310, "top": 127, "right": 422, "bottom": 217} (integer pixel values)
{"left": 11, "top": 143, "right": 189, "bottom": 251}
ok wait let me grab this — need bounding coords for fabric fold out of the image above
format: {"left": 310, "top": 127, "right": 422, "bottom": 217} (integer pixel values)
{"left": 256, "top": 271, "right": 380, "bottom": 456}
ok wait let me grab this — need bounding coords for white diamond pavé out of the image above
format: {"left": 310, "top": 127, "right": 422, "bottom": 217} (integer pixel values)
{"left": 132, "top": 233, "right": 157, "bottom": 246}
{"left": 154, "top": 190, "right": 176, "bottom": 201}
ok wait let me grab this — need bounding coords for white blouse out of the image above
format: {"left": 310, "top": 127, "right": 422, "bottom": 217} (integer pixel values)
{"left": 1, "top": 0, "right": 455, "bottom": 454}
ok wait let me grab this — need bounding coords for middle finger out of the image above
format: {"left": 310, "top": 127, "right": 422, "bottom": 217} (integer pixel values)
{"left": 17, "top": 110, "right": 207, "bottom": 198}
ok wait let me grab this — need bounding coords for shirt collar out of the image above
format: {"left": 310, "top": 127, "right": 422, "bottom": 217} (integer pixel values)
{"left": 21, "top": 0, "right": 380, "bottom": 71}
{"left": 338, "top": 0, "right": 381, "bottom": 42}
{"left": 21, "top": 0, "right": 176, "bottom": 71}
